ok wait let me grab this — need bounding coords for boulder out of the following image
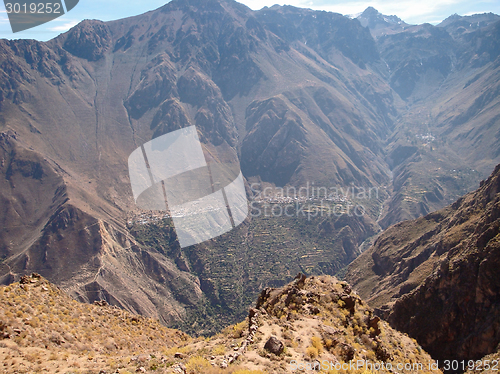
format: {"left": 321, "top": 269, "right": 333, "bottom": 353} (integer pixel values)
{"left": 264, "top": 336, "right": 284, "bottom": 355}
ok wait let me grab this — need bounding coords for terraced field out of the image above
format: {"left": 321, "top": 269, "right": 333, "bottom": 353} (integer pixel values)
{"left": 130, "top": 200, "right": 380, "bottom": 335}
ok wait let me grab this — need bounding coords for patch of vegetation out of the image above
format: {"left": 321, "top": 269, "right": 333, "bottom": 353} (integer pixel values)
{"left": 129, "top": 206, "right": 379, "bottom": 336}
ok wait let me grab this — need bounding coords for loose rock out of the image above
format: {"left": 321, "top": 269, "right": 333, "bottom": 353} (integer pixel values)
{"left": 264, "top": 336, "right": 284, "bottom": 355}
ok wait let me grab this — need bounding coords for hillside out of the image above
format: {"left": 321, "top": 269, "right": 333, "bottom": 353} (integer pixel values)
{"left": 346, "top": 163, "right": 500, "bottom": 362}
{"left": 360, "top": 10, "right": 500, "bottom": 227}
{"left": 0, "top": 273, "right": 439, "bottom": 373}
{"left": 0, "top": 0, "right": 399, "bottom": 331}
{"left": 0, "top": 0, "right": 499, "bottom": 334}
{"left": 0, "top": 273, "right": 190, "bottom": 373}
{"left": 129, "top": 201, "right": 380, "bottom": 335}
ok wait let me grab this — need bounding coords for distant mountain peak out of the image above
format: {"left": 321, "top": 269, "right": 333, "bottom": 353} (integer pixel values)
{"left": 438, "top": 11, "right": 500, "bottom": 28}
{"left": 159, "top": 0, "right": 251, "bottom": 14}
{"left": 357, "top": 6, "right": 408, "bottom": 34}
{"left": 362, "top": 6, "right": 379, "bottom": 16}
{"left": 360, "top": 6, "right": 402, "bottom": 22}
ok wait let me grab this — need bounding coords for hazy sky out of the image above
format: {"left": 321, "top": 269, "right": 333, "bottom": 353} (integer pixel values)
{"left": 0, "top": 0, "right": 499, "bottom": 41}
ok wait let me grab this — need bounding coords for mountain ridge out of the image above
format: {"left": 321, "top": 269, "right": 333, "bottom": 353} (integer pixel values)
{"left": 346, "top": 163, "right": 500, "bottom": 362}
{"left": 0, "top": 273, "right": 439, "bottom": 373}
{"left": 0, "top": 0, "right": 499, "bottom": 335}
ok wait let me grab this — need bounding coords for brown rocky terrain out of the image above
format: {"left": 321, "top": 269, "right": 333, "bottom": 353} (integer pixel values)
{"left": 0, "top": 0, "right": 397, "bottom": 330}
{"left": 346, "top": 163, "right": 500, "bottom": 363}
{"left": 0, "top": 0, "right": 499, "bottom": 335}
{"left": 0, "top": 273, "right": 439, "bottom": 373}
{"left": 362, "top": 10, "right": 500, "bottom": 227}
{"left": 0, "top": 129, "right": 204, "bottom": 326}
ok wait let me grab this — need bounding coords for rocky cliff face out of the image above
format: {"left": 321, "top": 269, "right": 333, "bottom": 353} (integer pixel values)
{"left": 346, "top": 164, "right": 500, "bottom": 362}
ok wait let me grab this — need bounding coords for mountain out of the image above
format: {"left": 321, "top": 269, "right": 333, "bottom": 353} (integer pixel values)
{"left": 357, "top": 7, "right": 411, "bottom": 39}
{"left": 438, "top": 12, "right": 500, "bottom": 37}
{"left": 346, "top": 163, "right": 500, "bottom": 363}
{"left": 0, "top": 0, "right": 499, "bottom": 334}
{"left": 0, "top": 0, "right": 397, "bottom": 332}
{"left": 359, "top": 10, "right": 500, "bottom": 227}
{"left": 0, "top": 273, "right": 438, "bottom": 373}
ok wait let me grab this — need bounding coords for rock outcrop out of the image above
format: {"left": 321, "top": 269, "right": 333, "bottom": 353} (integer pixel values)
{"left": 0, "top": 273, "right": 440, "bottom": 373}
{"left": 347, "top": 164, "right": 500, "bottom": 362}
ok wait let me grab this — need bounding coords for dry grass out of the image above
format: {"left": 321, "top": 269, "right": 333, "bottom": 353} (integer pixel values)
{"left": 0, "top": 274, "right": 440, "bottom": 374}
{"left": 0, "top": 274, "right": 191, "bottom": 373}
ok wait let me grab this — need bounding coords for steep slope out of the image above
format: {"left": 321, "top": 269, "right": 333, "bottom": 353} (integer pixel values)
{"left": 0, "top": 273, "right": 191, "bottom": 374}
{"left": 245, "top": 274, "right": 438, "bottom": 372}
{"left": 346, "top": 164, "right": 500, "bottom": 362}
{"left": 357, "top": 9, "right": 500, "bottom": 227}
{"left": 0, "top": 273, "right": 439, "bottom": 373}
{"left": 379, "top": 50, "right": 500, "bottom": 227}
{"left": 0, "top": 0, "right": 399, "bottom": 330}
{"left": 0, "top": 121, "right": 203, "bottom": 326}
{"left": 1, "top": 0, "right": 500, "bottom": 335}
{"left": 357, "top": 7, "right": 411, "bottom": 39}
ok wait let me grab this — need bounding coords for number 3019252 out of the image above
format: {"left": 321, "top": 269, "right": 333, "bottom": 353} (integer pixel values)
{"left": 442, "top": 360, "right": 499, "bottom": 371}
{"left": 5, "top": 3, "right": 62, "bottom": 14}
